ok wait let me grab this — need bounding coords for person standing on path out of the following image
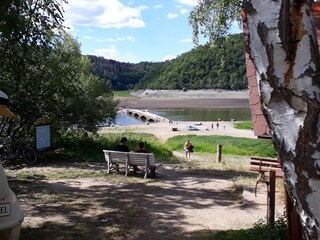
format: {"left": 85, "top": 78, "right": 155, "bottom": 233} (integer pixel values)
{"left": 184, "top": 139, "right": 193, "bottom": 161}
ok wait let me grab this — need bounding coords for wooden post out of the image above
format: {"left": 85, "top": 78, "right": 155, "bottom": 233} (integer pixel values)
{"left": 216, "top": 144, "right": 222, "bottom": 162}
{"left": 267, "top": 170, "right": 276, "bottom": 225}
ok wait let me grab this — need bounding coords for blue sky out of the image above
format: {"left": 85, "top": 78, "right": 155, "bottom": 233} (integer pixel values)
{"left": 63, "top": 0, "right": 242, "bottom": 63}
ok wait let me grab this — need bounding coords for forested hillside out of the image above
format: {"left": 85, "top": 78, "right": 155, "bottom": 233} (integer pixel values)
{"left": 88, "top": 33, "right": 246, "bottom": 91}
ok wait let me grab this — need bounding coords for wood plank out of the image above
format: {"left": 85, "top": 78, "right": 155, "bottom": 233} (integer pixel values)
{"left": 249, "top": 167, "right": 284, "bottom": 177}
{"left": 250, "top": 161, "right": 281, "bottom": 168}
{"left": 250, "top": 157, "right": 280, "bottom": 163}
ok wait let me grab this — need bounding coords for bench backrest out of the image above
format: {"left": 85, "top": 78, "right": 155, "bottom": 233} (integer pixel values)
{"left": 249, "top": 156, "right": 283, "bottom": 178}
{"left": 128, "top": 152, "right": 156, "bottom": 167}
{"left": 103, "top": 150, "right": 128, "bottom": 164}
{"left": 103, "top": 150, "right": 155, "bottom": 166}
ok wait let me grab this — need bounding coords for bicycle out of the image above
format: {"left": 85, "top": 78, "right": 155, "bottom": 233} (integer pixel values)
{"left": 0, "top": 136, "right": 37, "bottom": 167}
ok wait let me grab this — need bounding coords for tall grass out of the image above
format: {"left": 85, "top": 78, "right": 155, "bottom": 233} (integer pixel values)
{"left": 166, "top": 135, "right": 277, "bottom": 157}
{"left": 53, "top": 131, "right": 179, "bottom": 163}
{"left": 51, "top": 131, "right": 277, "bottom": 164}
{"left": 196, "top": 215, "right": 287, "bottom": 240}
{"left": 234, "top": 121, "right": 252, "bottom": 130}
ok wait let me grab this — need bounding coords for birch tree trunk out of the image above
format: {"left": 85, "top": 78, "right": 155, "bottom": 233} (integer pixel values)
{"left": 244, "top": 1, "right": 320, "bottom": 239}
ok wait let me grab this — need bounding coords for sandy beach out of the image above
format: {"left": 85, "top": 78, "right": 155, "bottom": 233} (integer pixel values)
{"left": 99, "top": 90, "right": 255, "bottom": 142}
{"left": 99, "top": 119, "right": 256, "bottom": 142}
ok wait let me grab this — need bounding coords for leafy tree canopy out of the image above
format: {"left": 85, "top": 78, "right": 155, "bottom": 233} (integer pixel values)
{"left": 89, "top": 33, "right": 246, "bottom": 91}
{"left": 189, "top": 0, "right": 242, "bottom": 45}
{"left": 0, "top": 0, "right": 117, "bottom": 140}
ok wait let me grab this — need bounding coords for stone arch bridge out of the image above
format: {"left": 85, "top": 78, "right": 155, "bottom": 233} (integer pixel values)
{"left": 124, "top": 109, "right": 167, "bottom": 123}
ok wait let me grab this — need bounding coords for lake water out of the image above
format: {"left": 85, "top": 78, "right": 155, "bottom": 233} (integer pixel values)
{"left": 115, "top": 108, "right": 251, "bottom": 126}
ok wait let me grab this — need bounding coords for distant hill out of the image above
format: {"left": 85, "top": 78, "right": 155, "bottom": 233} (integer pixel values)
{"left": 88, "top": 33, "right": 247, "bottom": 91}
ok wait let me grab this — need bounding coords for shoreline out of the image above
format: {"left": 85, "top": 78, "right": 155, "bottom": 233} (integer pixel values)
{"left": 118, "top": 90, "right": 250, "bottom": 109}
{"left": 103, "top": 90, "right": 255, "bottom": 142}
{"left": 99, "top": 119, "right": 256, "bottom": 143}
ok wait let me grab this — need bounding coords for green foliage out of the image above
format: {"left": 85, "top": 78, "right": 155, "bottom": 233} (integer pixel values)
{"left": 88, "top": 56, "right": 156, "bottom": 91}
{"left": 0, "top": 33, "right": 117, "bottom": 137}
{"left": 137, "top": 34, "right": 246, "bottom": 90}
{"left": 234, "top": 121, "right": 252, "bottom": 130}
{"left": 54, "top": 130, "right": 180, "bottom": 163}
{"left": 0, "top": 0, "right": 66, "bottom": 46}
{"left": 189, "top": 0, "right": 242, "bottom": 45}
{"left": 0, "top": 0, "right": 118, "bottom": 140}
{"left": 167, "top": 135, "right": 277, "bottom": 158}
{"left": 198, "top": 215, "right": 287, "bottom": 240}
{"left": 88, "top": 34, "right": 246, "bottom": 91}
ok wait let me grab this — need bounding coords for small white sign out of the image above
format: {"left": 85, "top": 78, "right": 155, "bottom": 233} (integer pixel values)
{"left": 36, "top": 125, "right": 51, "bottom": 151}
{"left": 0, "top": 203, "right": 10, "bottom": 216}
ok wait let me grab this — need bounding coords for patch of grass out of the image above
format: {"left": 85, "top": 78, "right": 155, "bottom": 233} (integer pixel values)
{"left": 113, "top": 91, "right": 133, "bottom": 97}
{"left": 10, "top": 168, "right": 107, "bottom": 181}
{"left": 234, "top": 121, "right": 253, "bottom": 130}
{"left": 167, "top": 135, "right": 277, "bottom": 158}
{"left": 53, "top": 131, "right": 181, "bottom": 164}
{"left": 50, "top": 130, "right": 277, "bottom": 166}
{"left": 195, "top": 215, "right": 287, "bottom": 240}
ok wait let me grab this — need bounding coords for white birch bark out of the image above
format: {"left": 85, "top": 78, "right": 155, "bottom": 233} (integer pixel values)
{"left": 244, "top": 1, "right": 320, "bottom": 239}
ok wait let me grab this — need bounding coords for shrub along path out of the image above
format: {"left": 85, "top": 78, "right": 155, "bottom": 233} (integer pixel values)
{"left": 7, "top": 160, "right": 285, "bottom": 240}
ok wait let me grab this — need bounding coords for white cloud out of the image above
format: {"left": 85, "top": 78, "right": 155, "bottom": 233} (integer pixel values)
{"left": 176, "top": 0, "right": 198, "bottom": 6}
{"left": 83, "top": 35, "right": 93, "bottom": 40}
{"left": 180, "top": 8, "right": 188, "bottom": 14}
{"left": 94, "top": 46, "right": 119, "bottom": 60}
{"left": 63, "top": 0, "right": 148, "bottom": 29}
{"left": 167, "top": 13, "right": 178, "bottom": 19}
{"left": 92, "top": 46, "right": 136, "bottom": 62}
{"left": 163, "top": 55, "right": 176, "bottom": 61}
{"left": 180, "top": 38, "right": 192, "bottom": 43}
{"left": 96, "top": 35, "right": 135, "bottom": 42}
{"left": 154, "top": 4, "right": 163, "bottom": 9}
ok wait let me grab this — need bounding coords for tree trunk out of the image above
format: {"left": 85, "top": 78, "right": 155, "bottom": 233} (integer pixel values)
{"left": 244, "top": 1, "right": 320, "bottom": 239}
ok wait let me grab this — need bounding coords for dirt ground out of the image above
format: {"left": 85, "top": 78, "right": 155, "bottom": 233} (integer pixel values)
{"left": 98, "top": 120, "right": 256, "bottom": 143}
{"left": 15, "top": 156, "right": 285, "bottom": 240}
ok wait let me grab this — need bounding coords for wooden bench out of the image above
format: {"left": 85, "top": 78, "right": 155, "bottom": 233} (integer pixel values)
{"left": 103, "top": 150, "right": 157, "bottom": 178}
{"left": 249, "top": 157, "right": 283, "bottom": 178}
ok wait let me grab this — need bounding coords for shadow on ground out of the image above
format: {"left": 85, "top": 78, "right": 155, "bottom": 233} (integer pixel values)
{"left": 6, "top": 162, "right": 270, "bottom": 240}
